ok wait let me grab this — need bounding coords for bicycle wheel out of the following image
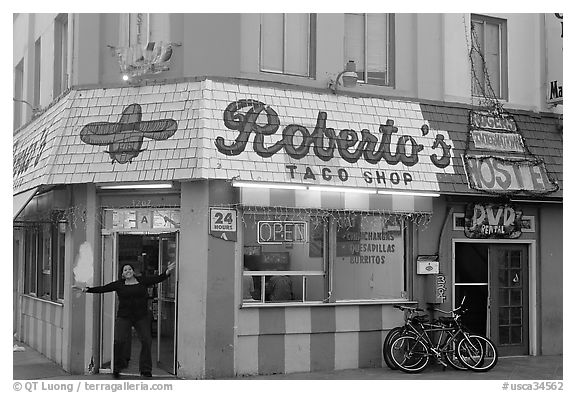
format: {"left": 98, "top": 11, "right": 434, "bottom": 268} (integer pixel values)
{"left": 383, "top": 327, "right": 405, "bottom": 370}
{"left": 457, "top": 334, "right": 498, "bottom": 372}
{"left": 388, "top": 335, "right": 430, "bottom": 373}
{"left": 441, "top": 333, "right": 468, "bottom": 371}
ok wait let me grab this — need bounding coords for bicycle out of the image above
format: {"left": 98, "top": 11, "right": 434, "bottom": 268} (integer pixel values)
{"left": 386, "top": 304, "right": 467, "bottom": 372}
{"left": 386, "top": 297, "right": 498, "bottom": 373}
{"left": 382, "top": 305, "right": 429, "bottom": 370}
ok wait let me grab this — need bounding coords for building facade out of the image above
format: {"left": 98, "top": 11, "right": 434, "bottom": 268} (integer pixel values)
{"left": 13, "top": 13, "right": 562, "bottom": 378}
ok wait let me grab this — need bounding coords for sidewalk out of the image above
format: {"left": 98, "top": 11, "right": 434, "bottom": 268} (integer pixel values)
{"left": 13, "top": 340, "right": 563, "bottom": 380}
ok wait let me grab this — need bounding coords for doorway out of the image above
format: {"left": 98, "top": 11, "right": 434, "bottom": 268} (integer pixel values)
{"left": 99, "top": 232, "right": 178, "bottom": 375}
{"left": 454, "top": 242, "right": 529, "bottom": 356}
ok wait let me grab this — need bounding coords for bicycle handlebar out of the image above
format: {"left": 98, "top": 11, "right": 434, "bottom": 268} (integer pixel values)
{"left": 393, "top": 305, "right": 424, "bottom": 312}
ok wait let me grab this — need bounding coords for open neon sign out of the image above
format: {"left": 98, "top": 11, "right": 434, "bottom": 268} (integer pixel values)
{"left": 257, "top": 221, "right": 307, "bottom": 245}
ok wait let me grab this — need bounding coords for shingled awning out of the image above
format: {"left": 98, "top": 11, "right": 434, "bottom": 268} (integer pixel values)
{"left": 13, "top": 77, "right": 562, "bottom": 200}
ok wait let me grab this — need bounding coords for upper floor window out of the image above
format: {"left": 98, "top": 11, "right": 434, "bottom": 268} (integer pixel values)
{"left": 470, "top": 14, "right": 508, "bottom": 100}
{"left": 120, "top": 13, "right": 171, "bottom": 47}
{"left": 33, "top": 38, "right": 41, "bottom": 108}
{"left": 54, "top": 13, "right": 68, "bottom": 98}
{"left": 345, "top": 13, "right": 394, "bottom": 87}
{"left": 14, "top": 60, "right": 24, "bottom": 130}
{"left": 259, "top": 13, "right": 316, "bottom": 77}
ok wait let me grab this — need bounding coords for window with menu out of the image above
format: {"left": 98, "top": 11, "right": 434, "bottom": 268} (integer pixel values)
{"left": 242, "top": 209, "right": 406, "bottom": 305}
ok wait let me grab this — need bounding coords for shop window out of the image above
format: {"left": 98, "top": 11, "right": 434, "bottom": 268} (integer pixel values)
{"left": 242, "top": 210, "right": 405, "bottom": 305}
{"left": 453, "top": 213, "right": 465, "bottom": 231}
{"left": 24, "top": 229, "right": 38, "bottom": 295}
{"left": 40, "top": 225, "right": 52, "bottom": 299}
{"left": 260, "top": 13, "right": 316, "bottom": 77}
{"left": 344, "top": 13, "right": 394, "bottom": 87}
{"left": 243, "top": 212, "right": 327, "bottom": 303}
{"left": 56, "top": 224, "right": 66, "bottom": 300}
{"left": 519, "top": 216, "right": 535, "bottom": 233}
{"left": 333, "top": 213, "right": 404, "bottom": 300}
{"left": 470, "top": 14, "right": 508, "bottom": 100}
{"left": 23, "top": 218, "right": 66, "bottom": 302}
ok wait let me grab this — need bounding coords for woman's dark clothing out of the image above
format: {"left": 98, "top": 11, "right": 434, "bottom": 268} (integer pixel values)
{"left": 87, "top": 273, "right": 169, "bottom": 374}
{"left": 115, "top": 316, "right": 152, "bottom": 373}
{"left": 87, "top": 273, "right": 168, "bottom": 319}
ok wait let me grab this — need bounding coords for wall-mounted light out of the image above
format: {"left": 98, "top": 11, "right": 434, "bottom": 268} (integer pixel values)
{"left": 232, "top": 180, "right": 440, "bottom": 197}
{"left": 328, "top": 60, "right": 359, "bottom": 94}
{"left": 13, "top": 98, "right": 41, "bottom": 117}
{"left": 98, "top": 182, "right": 173, "bottom": 190}
{"left": 58, "top": 220, "right": 67, "bottom": 234}
{"left": 308, "top": 185, "right": 376, "bottom": 194}
{"left": 376, "top": 190, "right": 441, "bottom": 198}
{"left": 232, "top": 181, "right": 307, "bottom": 190}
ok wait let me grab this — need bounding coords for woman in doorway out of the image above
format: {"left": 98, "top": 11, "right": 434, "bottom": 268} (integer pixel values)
{"left": 82, "top": 262, "right": 176, "bottom": 378}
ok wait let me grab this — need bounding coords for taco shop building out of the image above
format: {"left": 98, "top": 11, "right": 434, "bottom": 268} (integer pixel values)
{"left": 13, "top": 78, "right": 562, "bottom": 377}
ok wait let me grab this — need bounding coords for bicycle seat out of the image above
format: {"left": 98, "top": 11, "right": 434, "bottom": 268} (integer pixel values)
{"left": 410, "top": 315, "right": 429, "bottom": 323}
{"left": 438, "top": 316, "right": 455, "bottom": 325}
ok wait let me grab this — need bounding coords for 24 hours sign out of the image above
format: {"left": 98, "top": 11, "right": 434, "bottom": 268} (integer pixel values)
{"left": 209, "top": 207, "right": 237, "bottom": 241}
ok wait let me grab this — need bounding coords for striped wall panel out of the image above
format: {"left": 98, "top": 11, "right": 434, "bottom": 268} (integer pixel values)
{"left": 235, "top": 304, "right": 404, "bottom": 376}
{"left": 240, "top": 188, "right": 433, "bottom": 213}
{"left": 20, "top": 297, "right": 64, "bottom": 366}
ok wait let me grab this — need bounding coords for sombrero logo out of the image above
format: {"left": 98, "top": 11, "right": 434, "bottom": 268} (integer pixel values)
{"left": 80, "top": 103, "right": 178, "bottom": 164}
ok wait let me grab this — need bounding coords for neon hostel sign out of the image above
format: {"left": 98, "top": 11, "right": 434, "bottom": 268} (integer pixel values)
{"left": 464, "top": 110, "right": 558, "bottom": 195}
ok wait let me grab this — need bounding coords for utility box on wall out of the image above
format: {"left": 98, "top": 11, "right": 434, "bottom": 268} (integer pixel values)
{"left": 416, "top": 255, "right": 439, "bottom": 274}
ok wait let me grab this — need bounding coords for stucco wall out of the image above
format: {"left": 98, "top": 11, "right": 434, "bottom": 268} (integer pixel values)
{"left": 539, "top": 204, "right": 563, "bottom": 355}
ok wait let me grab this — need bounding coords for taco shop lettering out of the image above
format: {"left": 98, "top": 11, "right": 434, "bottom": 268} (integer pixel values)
{"left": 215, "top": 99, "right": 453, "bottom": 188}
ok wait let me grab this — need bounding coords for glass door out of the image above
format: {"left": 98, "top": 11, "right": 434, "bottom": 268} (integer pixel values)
{"left": 490, "top": 244, "right": 529, "bottom": 356}
{"left": 157, "top": 233, "right": 178, "bottom": 374}
{"left": 99, "top": 233, "right": 118, "bottom": 373}
{"left": 454, "top": 242, "right": 489, "bottom": 336}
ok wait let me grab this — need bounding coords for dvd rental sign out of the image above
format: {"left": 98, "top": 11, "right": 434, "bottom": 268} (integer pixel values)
{"left": 464, "top": 203, "right": 522, "bottom": 239}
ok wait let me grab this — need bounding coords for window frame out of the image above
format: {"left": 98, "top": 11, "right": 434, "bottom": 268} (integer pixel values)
{"left": 53, "top": 13, "right": 68, "bottom": 98}
{"left": 241, "top": 209, "right": 408, "bottom": 307}
{"left": 23, "top": 218, "right": 66, "bottom": 303}
{"left": 470, "top": 14, "right": 508, "bottom": 100}
{"left": 14, "top": 59, "right": 24, "bottom": 129}
{"left": 259, "top": 13, "right": 316, "bottom": 78}
{"left": 33, "top": 38, "right": 41, "bottom": 108}
{"left": 519, "top": 216, "right": 535, "bottom": 233}
{"left": 344, "top": 13, "right": 395, "bottom": 87}
{"left": 242, "top": 211, "right": 329, "bottom": 305}
{"left": 453, "top": 212, "right": 465, "bottom": 231}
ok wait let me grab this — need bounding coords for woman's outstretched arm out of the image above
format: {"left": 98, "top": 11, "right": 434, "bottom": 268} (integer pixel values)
{"left": 140, "top": 262, "right": 176, "bottom": 286}
{"left": 83, "top": 281, "right": 120, "bottom": 293}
